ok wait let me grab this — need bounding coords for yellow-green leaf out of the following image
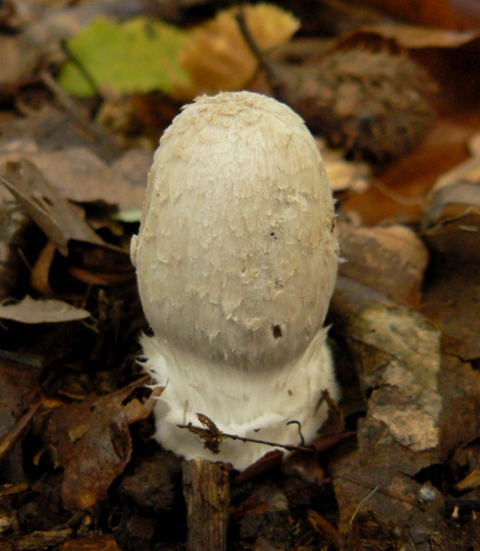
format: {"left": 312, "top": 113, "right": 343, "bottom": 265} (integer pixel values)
{"left": 58, "top": 16, "right": 190, "bottom": 97}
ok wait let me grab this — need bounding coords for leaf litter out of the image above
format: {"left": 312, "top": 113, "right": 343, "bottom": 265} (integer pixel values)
{"left": 0, "top": 1, "right": 479, "bottom": 550}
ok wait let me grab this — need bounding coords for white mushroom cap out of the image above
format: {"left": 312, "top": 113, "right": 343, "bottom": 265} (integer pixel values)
{"left": 132, "top": 91, "right": 339, "bottom": 470}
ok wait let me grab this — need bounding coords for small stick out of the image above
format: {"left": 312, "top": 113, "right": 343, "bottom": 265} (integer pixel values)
{"left": 0, "top": 401, "right": 41, "bottom": 461}
{"left": 183, "top": 457, "right": 231, "bottom": 551}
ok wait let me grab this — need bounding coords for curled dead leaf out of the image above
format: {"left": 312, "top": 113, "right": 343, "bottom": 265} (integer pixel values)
{"left": 422, "top": 154, "right": 480, "bottom": 263}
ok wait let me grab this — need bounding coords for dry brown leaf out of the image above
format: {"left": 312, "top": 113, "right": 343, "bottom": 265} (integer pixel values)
{"left": 0, "top": 354, "right": 42, "bottom": 460}
{"left": 331, "top": 276, "right": 442, "bottom": 469}
{"left": 0, "top": 105, "right": 121, "bottom": 162}
{"left": 175, "top": 4, "right": 299, "bottom": 99}
{"left": 60, "top": 534, "right": 121, "bottom": 551}
{"left": 357, "top": 0, "right": 461, "bottom": 29}
{"left": 455, "top": 468, "right": 480, "bottom": 492}
{"left": 438, "top": 353, "right": 480, "bottom": 461}
{"left": 340, "top": 116, "right": 477, "bottom": 225}
{"left": 33, "top": 383, "right": 155, "bottom": 510}
{"left": 422, "top": 153, "right": 480, "bottom": 263}
{"left": 451, "top": 439, "right": 480, "bottom": 491}
{"left": 330, "top": 443, "right": 426, "bottom": 540}
{"left": 358, "top": 24, "right": 477, "bottom": 49}
{"left": 423, "top": 264, "right": 480, "bottom": 362}
{"left": 30, "top": 240, "right": 56, "bottom": 294}
{"left": 337, "top": 220, "right": 429, "bottom": 308}
{"left": 15, "top": 528, "right": 74, "bottom": 550}
{"left": 307, "top": 509, "right": 344, "bottom": 550}
{"left": 0, "top": 295, "right": 90, "bottom": 324}
{"left": 1, "top": 160, "right": 105, "bottom": 256}
{"left": 0, "top": 112, "right": 149, "bottom": 211}
{"left": 31, "top": 148, "right": 150, "bottom": 210}
{"left": 118, "top": 451, "right": 182, "bottom": 510}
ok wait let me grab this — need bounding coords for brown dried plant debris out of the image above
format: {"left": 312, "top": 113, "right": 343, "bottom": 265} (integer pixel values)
{"left": 421, "top": 140, "right": 480, "bottom": 264}
{"left": 31, "top": 380, "right": 157, "bottom": 511}
{"left": 0, "top": 159, "right": 106, "bottom": 256}
{"left": 337, "top": 219, "right": 429, "bottom": 309}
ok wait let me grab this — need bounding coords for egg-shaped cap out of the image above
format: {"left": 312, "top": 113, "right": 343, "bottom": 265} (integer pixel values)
{"left": 134, "top": 91, "right": 338, "bottom": 373}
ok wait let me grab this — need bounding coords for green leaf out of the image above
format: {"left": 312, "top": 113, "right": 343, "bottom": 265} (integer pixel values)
{"left": 58, "top": 16, "right": 190, "bottom": 97}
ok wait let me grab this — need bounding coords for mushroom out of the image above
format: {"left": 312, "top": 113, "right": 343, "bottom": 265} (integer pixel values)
{"left": 131, "top": 91, "right": 339, "bottom": 470}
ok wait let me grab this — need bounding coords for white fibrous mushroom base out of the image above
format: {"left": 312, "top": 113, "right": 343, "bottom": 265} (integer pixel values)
{"left": 132, "top": 91, "right": 340, "bottom": 471}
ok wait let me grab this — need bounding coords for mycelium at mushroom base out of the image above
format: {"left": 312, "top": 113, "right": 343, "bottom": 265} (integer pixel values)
{"left": 131, "top": 91, "right": 340, "bottom": 471}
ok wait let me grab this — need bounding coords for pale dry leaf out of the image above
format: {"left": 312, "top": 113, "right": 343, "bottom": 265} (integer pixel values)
{"left": 0, "top": 295, "right": 90, "bottom": 323}
{"left": 360, "top": 24, "right": 477, "bottom": 49}
{"left": 320, "top": 146, "right": 371, "bottom": 193}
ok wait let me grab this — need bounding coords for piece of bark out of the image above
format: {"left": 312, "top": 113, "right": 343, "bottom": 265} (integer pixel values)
{"left": 183, "top": 457, "right": 230, "bottom": 551}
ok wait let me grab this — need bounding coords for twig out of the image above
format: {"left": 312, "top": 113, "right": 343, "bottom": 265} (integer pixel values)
{"left": 0, "top": 401, "right": 41, "bottom": 461}
{"left": 234, "top": 7, "right": 277, "bottom": 84}
{"left": 177, "top": 421, "right": 313, "bottom": 453}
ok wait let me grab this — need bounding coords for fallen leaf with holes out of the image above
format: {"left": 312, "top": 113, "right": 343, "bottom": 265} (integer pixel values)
{"left": 0, "top": 295, "right": 90, "bottom": 324}
{"left": 32, "top": 381, "right": 156, "bottom": 510}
